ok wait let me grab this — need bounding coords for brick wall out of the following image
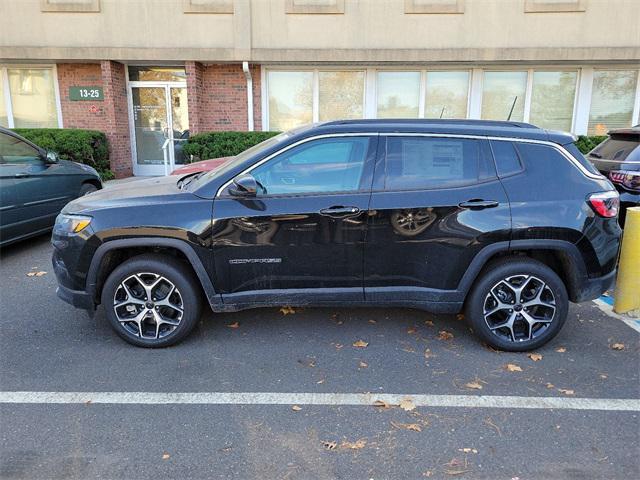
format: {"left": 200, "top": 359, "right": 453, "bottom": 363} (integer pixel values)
{"left": 100, "top": 61, "right": 132, "bottom": 178}
{"left": 57, "top": 63, "right": 108, "bottom": 130}
{"left": 187, "top": 62, "right": 262, "bottom": 133}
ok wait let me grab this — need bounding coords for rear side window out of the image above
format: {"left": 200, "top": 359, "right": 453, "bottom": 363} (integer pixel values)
{"left": 490, "top": 140, "right": 523, "bottom": 177}
{"left": 384, "top": 137, "right": 494, "bottom": 190}
{"left": 564, "top": 143, "right": 601, "bottom": 175}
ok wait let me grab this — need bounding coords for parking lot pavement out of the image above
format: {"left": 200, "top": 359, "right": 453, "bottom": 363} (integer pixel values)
{"left": 1, "top": 235, "right": 639, "bottom": 479}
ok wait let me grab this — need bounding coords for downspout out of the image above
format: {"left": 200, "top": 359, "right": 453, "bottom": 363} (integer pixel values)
{"left": 242, "top": 61, "right": 254, "bottom": 131}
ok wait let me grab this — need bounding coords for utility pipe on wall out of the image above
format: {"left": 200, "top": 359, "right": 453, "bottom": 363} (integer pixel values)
{"left": 242, "top": 61, "right": 254, "bottom": 131}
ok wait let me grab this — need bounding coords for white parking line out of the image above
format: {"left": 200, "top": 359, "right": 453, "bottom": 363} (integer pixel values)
{"left": 593, "top": 298, "right": 640, "bottom": 334}
{"left": 0, "top": 391, "right": 638, "bottom": 412}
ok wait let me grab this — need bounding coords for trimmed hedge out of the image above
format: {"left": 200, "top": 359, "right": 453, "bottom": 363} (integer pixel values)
{"left": 12, "top": 128, "right": 114, "bottom": 180}
{"left": 575, "top": 135, "right": 607, "bottom": 154}
{"left": 183, "top": 131, "right": 280, "bottom": 161}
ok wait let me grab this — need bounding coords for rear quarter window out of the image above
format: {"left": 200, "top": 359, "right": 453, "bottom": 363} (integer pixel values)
{"left": 564, "top": 143, "right": 601, "bottom": 176}
{"left": 490, "top": 140, "right": 524, "bottom": 177}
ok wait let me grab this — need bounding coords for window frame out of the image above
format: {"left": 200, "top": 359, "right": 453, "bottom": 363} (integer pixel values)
{"left": 217, "top": 133, "right": 379, "bottom": 199}
{"left": 379, "top": 134, "right": 497, "bottom": 193}
{"left": 0, "top": 64, "right": 63, "bottom": 129}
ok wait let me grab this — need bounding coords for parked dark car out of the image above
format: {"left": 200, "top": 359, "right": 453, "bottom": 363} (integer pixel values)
{"left": 0, "top": 127, "right": 103, "bottom": 247}
{"left": 52, "top": 120, "right": 621, "bottom": 351}
{"left": 586, "top": 126, "right": 639, "bottom": 226}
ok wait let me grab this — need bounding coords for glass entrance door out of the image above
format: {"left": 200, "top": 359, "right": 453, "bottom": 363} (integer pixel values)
{"left": 130, "top": 84, "right": 189, "bottom": 176}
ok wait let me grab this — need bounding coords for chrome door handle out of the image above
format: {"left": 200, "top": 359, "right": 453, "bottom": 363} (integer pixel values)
{"left": 15, "top": 172, "right": 30, "bottom": 178}
{"left": 319, "top": 206, "right": 360, "bottom": 218}
{"left": 458, "top": 199, "right": 499, "bottom": 209}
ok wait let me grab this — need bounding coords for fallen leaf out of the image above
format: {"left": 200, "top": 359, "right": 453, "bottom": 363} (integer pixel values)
{"left": 226, "top": 322, "right": 239, "bottom": 329}
{"left": 611, "top": 343, "right": 625, "bottom": 351}
{"left": 372, "top": 399, "right": 390, "bottom": 409}
{"left": 464, "top": 382, "right": 483, "bottom": 390}
{"left": 359, "top": 361, "right": 368, "bottom": 368}
{"left": 399, "top": 398, "right": 416, "bottom": 412}
{"left": 505, "top": 363, "right": 523, "bottom": 372}
{"left": 556, "top": 346, "right": 566, "bottom": 353}
{"left": 558, "top": 388, "right": 575, "bottom": 395}
{"left": 316, "top": 378, "right": 325, "bottom": 384}
{"left": 340, "top": 438, "right": 367, "bottom": 450}
{"left": 291, "top": 405, "right": 302, "bottom": 411}
{"left": 456, "top": 313, "right": 465, "bottom": 321}
{"left": 402, "top": 345, "right": 416, "bottom": 353}
{"left": 27, "top": 271, "right": 47, "bottom": 277}
{"left": 424, "top": 320, "right": 434, "bottom": 327}
{"left": 333, "top": 343, "right": 343, "bottom": 350}
{"left": 528, "top": 353, "right": 543, "bottom": 362}
{"left": 368, "top": 319, "right": 377, "bottom": 324}
{"left": 85, "top": 400, "right": 92, "bottom": 405}
{"left": 599, "top": 374, "right": 608, "bottom": 379}
{"left": 162, "top": 453, "right": 170, "bottom": 460}
{"left": 407, "top": 326, "right": 417, "bottom": 334}
{"left": 322, "top": 441, "right": 337, "bottom": 450}
{"left": 423, "top": 471, "right": 434, "bottom": 477}
{"left": 458, "top": 448, "right": 478, "bottom": 454}
{"left": 352, "top": 340, "right": 369, "bottom": 348}
{"left": 280, "top": 306, "right": 296, "bottom": 315}
{"left": 424, "top": 348, "right": 434, "bottom": 359}
{"left": 546, "top": 383, "right": 555, "bottom": 389}
{"left": 391, "top": 421, "right": 422, "bottom": 432}
{"left": 437, "top": 330, "right": 454, "bottom": 341}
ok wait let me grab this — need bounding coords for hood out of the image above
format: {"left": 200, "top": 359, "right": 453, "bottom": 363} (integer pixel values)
{"left": 171, "top": 157, "right": 232, "bottom": 175}
{"left": 63, "top": 175, "right": 187, "bottom": 214}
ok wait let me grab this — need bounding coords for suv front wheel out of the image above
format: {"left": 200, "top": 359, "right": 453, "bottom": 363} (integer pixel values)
{"left": 465, "top": 257, "right": 568, "bottom": 352}
{"left": 101, "top": 254, "right": 203, "bottom": 347}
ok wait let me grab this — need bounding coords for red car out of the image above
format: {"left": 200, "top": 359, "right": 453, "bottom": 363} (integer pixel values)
{"left": 171, "top": 156, "right": 231, "bottom": 176}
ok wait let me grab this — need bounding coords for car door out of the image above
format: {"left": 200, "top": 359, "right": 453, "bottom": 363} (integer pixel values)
{"left": 211, "top": 134, "right": 378, "bottom": 305}
{"left": 364, "top": 134, "right": 511, "bottom": 305}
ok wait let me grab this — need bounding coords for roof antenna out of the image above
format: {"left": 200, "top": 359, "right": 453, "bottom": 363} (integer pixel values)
{"left": 440, "top": 107, "right": 445, "bottom": 119}
{"left": 507, "top": 96, "right": 518, "bottom": 121}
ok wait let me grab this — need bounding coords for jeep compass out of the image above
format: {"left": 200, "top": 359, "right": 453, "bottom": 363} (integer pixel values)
{"left": 52, "top": 120, "right": 621, "bottom": 351}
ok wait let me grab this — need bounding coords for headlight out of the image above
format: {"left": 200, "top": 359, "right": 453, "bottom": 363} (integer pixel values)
{"left": 54, "top": 214, "right": 92, "bottom": 234}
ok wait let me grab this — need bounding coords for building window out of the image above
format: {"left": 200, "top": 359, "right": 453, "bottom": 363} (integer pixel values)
{"left": 285, "top": 0, "right": 345, "bottom": 14}
{"left": 267, "top": 71, "right": 313, "bottom": 131}
{"left": 128, "top": 66, "right": 187, "bottom": 82}
{"left": 529, "top": 71, "right": 577, "bottom": 132}
{"left": 404, "top": 0, "right": 465, "bottom": 14}
{"left": 424, "top": 71, "right": 469, "bottom": 119}
{"left": 0, "top": 67, "right": 61, "bottom": 128}
{"left": 481, "top": 71, "right": 527, "bottom": 122}
{"left": 40, "top": 0, "right": 100, "bottom": 12}
{"left": 377, "top": 71, "right": 421, "bottom": 118}
{"left": 524, "top": 0, "right": 586, "bottom": 13}
{"left": 182, "top": 0, "right": 233, "bottom": 14}
{"left": 588, "top": 70, "right": 639, "bottom": 135}
{"left": 318, "top": 71, "right": 365, "bottom": 121}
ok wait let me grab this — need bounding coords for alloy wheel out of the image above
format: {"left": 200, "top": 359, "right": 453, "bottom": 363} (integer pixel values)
{"left": 113, "top": 272, "right": 183, "bottom": 340}
{"left": 483, "top": 274, "right": 556, "bottom": 343}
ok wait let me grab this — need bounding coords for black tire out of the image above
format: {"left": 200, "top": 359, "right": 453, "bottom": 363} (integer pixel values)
{"left": 101, "top": 254, "right": 203, "bottom": 347}
{"left": 464, "top": 257, "right": 568, "bottom": 352}
{"left": 79, "top": 183, "right": 98, "bottom": 196}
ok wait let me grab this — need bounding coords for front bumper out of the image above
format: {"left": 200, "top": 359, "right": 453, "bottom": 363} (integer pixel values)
{"left": 56, "top": 283, "right": 95, "bottom": 310}
{"left": 573, "top": 268, "right": 617, "bottom": 303}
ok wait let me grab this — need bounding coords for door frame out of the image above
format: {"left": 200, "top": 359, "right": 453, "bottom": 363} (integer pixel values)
{"left": 126, "top": 75, "right": 187, "bottom": 176}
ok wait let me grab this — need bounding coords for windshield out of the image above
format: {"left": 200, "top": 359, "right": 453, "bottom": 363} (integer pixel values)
{"left": 187, "top": 132, "right": 291, "bottom": 190}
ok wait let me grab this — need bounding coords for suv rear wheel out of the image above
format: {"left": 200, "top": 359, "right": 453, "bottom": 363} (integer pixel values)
{"left": 465, "top": 257, "right": 568, "bottom": 352}
{"left": 101, "top": 254, "right": 202, "bottom": 347}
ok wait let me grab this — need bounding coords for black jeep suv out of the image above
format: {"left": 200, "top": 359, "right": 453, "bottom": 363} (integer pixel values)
{"left": 52, "top": 120, "right": 621, "bottom": 351}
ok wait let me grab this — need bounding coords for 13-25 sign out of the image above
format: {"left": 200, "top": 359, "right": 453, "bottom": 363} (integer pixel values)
{"left": 69, "top": 86, "right": 104, "bottom": 101}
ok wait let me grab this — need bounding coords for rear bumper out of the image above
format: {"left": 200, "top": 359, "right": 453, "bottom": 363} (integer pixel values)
{"left": 573, "top": 269, "right": 617, "bottom": 303}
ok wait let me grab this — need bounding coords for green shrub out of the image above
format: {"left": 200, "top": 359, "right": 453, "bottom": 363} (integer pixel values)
{"left": 183, "top": 131, "right": 281, "bottom": 161}
{"left": 12, "top": 128, "right": 114, "bottom": 180}
{"left": 575, "top": 135, "right": 608, "bottom": 154}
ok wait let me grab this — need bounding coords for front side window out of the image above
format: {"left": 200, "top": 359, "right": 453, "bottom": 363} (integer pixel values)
{"left": 481, "top": 71, "right": 527, "bottom": 122}
{"left": 588, "top": 70, "right": 639, "bottom": 135}
{"left": 384, "top": 137, "right": 493, "bottom": 191}
{"left": 251, "top": 136, "right": 371, "bottom": 195}
{"left": 0, "top": 132, "right": 42, "bottom": 164}
{"left": 377, "top": 72, "right": 420, "bottom": 118}
{"left": 267, "top": 71, "right": 313, "bottom": 131}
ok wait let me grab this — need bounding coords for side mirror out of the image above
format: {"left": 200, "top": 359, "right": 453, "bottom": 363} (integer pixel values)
{"left": 229, "top": 174, "right": 258, "bottom": 197}
{"left": 45, "top": 151, "right": 59, "bottom": 164}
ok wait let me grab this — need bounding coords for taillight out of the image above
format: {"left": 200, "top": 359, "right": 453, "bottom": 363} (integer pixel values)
{"left": 609, "top": 170, "right": 640, "bottom": 192}
{"left": 588, "top": 191, "right": 620, "bottom": 218}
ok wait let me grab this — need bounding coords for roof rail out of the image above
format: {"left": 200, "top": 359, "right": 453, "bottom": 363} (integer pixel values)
{"left": 321, "top": 119, "right": 540, "bottom": 129}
